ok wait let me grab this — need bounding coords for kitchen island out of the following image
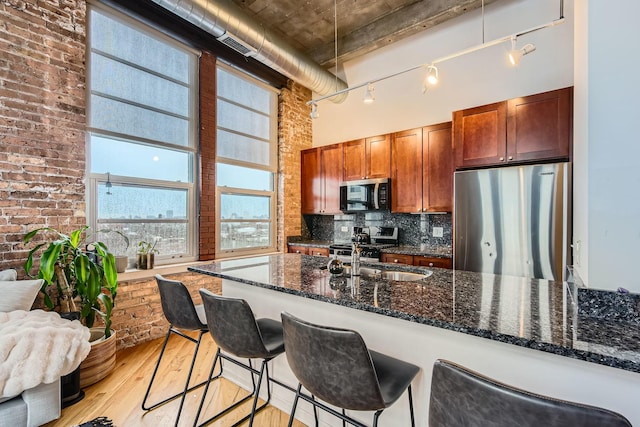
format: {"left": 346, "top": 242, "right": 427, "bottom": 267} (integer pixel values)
{"left": 190, "top": 254, "right": 640, "bottom": 426}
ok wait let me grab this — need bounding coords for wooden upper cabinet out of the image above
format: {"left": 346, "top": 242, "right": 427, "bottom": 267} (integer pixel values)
{"left": 320, "top": 144, "right": 343, "bottom": 214}
{"left": 391, "top": 128, "right": 423, "bottom": 213}
{"left": 301, "top": 144, "right": 343, "bottom": 214}
{"left": 365, "top": 134, "right": 391, "bottom": 179}
{"left": 343, "top": 134, "right": 390, "bottom": 181}
{"left": 423, "top": 122, "right": 453, "bottom": 212}
{"left": 343, "top": 139, "right": 366, "bottom": 181}
{"left": 301, "top": 148, "right": 321, "bottom": 214}
{"left": 454, "top": 87, "right": 573, "bottom": 169}
{"left": 507, "top": 87, "right": 572, "bottom": 162}
{"left": 454, "top": 101, "right": 507, "bottom": 168}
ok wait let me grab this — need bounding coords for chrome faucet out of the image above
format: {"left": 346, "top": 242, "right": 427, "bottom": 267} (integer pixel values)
{"left": 351, "top": 242, "right": 361, "bottom": 276}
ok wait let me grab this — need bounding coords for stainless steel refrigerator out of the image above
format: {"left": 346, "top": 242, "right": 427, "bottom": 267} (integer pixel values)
{"left": 454, "top": 162, "right": 571, "bottom": 281}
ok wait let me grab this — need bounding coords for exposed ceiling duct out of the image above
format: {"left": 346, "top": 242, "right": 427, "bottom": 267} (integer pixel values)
{"left": 150, "top": 0, "right": 348, "bottom": 103}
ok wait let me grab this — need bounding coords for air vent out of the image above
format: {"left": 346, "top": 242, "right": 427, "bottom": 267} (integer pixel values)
{"left": 217, "top": 32, "right": 257, "bottom": 57}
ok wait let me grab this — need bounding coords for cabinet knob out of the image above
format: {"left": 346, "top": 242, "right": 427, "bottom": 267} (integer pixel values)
{"left": 362, "top": 176, "right": 365, "bottom": 179}
{"left": 296, "top": 250, "right": 301, "bottom": 253}
{"left": 499, "top": 157, "right": 504, "bottom": 161}
{"left": 429, "top": 262, "right": 434, "bottom": 267}
{"left": 394, "top": 259, "right": 399, "bottom": 263}
{"left": 508, "top": 156, "right": 513, "bottom": 160}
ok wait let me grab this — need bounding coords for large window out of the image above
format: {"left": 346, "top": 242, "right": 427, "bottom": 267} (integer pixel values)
{"left": 87, "top": 5, "right": 198, "bottom": 265}
{"left": 216, "top": 64, "right": 278, "bottom": 257}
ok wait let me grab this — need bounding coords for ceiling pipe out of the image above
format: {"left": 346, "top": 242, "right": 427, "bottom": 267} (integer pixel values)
{"left": 150, "top": 0, "right": 348, "bottom": 103}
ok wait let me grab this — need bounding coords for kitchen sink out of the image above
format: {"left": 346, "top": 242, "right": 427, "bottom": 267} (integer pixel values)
{"left": 341, "top": 266, "right": 432, "bottom": 281}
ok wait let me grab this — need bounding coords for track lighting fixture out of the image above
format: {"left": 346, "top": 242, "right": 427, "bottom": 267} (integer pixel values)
{"left": 310, "top": 102, "right": 319, "bottom": 119}
{"left": 306, "top": 0, "right": 563, "bottom": 113}
{"left": 508, "top": 36, "right": 537, "bottom": 66}
{"left": 363, "top": 83, "right": 375, "bottom": 104}
{"left": 106, "top": 172, "right": 113, "bottom": 195}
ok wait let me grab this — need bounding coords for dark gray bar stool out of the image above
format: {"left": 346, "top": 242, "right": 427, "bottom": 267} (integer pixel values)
{"left": 142, "top": 275, "right": 216, "bottom": 427}
{"left": 429, "top": 359, "right": 632, "bottom": 427}
{"left": 281, "top": 311, "right": 420, "bottom": 427}
{"left": 194, "top": 289, "right": 285, "bottom": 427}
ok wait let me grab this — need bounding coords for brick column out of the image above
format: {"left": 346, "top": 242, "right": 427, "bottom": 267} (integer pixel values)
{"left": 278, "top": 81, "right": 313, "bottom": 251}
{"left": 199, "top": 51, "right": 217, "bottom": 260}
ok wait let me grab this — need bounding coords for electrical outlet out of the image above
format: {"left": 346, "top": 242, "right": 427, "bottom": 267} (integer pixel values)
{"left": 341, "top": 226, "right": 349, "bottom": 232}
{"left": 432, "top": 227, "right": 444, "bottom": 238}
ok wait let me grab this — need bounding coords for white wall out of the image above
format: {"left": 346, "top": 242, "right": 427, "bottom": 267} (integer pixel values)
{"left": 312, "top": 0, "right": 574, "bottom": 145}
{"left": 573, "top": 0, "right": 640, "bottom": 292}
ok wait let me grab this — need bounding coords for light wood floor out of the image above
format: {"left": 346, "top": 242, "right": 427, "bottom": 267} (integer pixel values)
{"left": 45, "top": 331, "right": 305, "bottom": 427}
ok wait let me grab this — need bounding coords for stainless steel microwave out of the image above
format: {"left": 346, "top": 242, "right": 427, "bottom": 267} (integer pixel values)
{"left": 339, "top": 178, "right": 390, "bottom": 212}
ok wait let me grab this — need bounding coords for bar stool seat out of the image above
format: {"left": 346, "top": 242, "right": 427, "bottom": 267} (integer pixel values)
{"left": 429, "top": 359, "right": 632, "bottom": 427}
{"left": 194, "top": 289, "right": 286, "bottom": 427}
{"left": 281, "top": 311, "right": 419, "bottom": 427}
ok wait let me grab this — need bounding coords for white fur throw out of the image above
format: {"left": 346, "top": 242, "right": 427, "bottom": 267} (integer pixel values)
{"left": 0, "top": 310, "right": 91, "bottom": 398}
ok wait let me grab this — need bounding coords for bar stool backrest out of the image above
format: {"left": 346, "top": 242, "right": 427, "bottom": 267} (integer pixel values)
{"left": 429, "top": 359, "right": 632, "bottom": 427}
{"left": 156, "top": 274, "right": 205, "bottom": 331}
{"left": 199, "top": 289, "right": 270, "bottom": 359}
{"left": 281, "top": 312, "right": 385, "bottom": 411}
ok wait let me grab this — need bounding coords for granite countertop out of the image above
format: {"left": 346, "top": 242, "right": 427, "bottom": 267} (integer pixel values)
{"left": 286, "top": 240, "right": 332, "bottom": 248}
{"left": 286, "top": 240, "right": 452, "bottom": 258}
{"left": 189, "top": 254, "right": 640, "bottom": 374}
{"left": 382, "top": 245, "right": 452, "bottom": 258}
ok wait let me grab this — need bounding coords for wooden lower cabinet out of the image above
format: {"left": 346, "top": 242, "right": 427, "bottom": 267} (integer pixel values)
{"left": 381, "top": 253, "right": 452, "bottom": 269}
{"left": 308, "top": 247, "right": 329, "bottom": 257}
{"left": 288, "top": 245, "right": 328, "bottom": 257}
{"left": 413, "top": 256, "right": 453, "bottom": 269}
{"left": 288, "top": 245, "right": 308, "bottom": 255}
{"left": 381, "top": 253, "right": 414, "bottom": 265}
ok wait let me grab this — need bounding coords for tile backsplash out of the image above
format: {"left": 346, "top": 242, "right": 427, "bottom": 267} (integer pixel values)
{"left": 301, "top": 212, "right": 452, "bottom": 248}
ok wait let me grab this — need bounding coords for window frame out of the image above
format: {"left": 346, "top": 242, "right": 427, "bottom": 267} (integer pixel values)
{"left": 215, "top": 62, "right": 279, "bottom": 258}
{"left": 86, "top": 3, "right": 200, "bottom": 266}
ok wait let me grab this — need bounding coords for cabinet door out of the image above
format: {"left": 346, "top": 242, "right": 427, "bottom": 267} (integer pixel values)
{"left": 423, "top": 122, "right": 453, "bottom": 212}
{"left": 381, "top": 253, "right": 414, "bottom": 265}
{"left": 366, "top": 134, "right": 391, "bottom": 179}
{"left": 507, "top": 87, "right": 572, "bottom": 162}
{"left": 391, "top": 128, "right": 423, "bottom": 213}
{"left": 343, "top": 139, "right": 366, "bottom": 181}
{"left": 454, "top": 101, "right": 507, "bottom": 168}
{"left": 301, "top": 148, "right": 321, "bottom": 214}
{"left": 413, "top": 256, "right": 452, "bottom": 269}
{"left": 320, "top": 144, "right": 343, "bottom": 214}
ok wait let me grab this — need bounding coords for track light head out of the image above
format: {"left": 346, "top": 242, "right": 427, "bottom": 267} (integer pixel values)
{"left": 426, "top": 65, "right": 439, "bottom": 85}
{"left": 310, "top": 103, "right": 319, "bottom": 119}
{"left": 363, "top": 83, "right": 375, "bottom": 104}
{"left": 508, "top": 36, "right": 536, "bottom": 65}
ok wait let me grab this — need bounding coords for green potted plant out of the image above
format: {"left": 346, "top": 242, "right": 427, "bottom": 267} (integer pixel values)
{"left": 23, "top": 226, "right": 120, "bottom": 387}
{"left": 23, "top": 225, "right": 118, "bottom": 338}
{"left": 136, "top": 240, "right": 159, "bottom": 270}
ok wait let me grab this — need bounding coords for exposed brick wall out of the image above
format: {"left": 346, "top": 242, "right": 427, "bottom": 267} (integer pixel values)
{"left": 0, "top": 0, "right": 87, "bottom": 272}
{"left": 0, "top": 0, "right": 307, "bottom": 349}
{"left": 278, "top": 81, "right": 312, "bottom": 251}
{"left": 112, "top": 271, "right": 221, "bottom": 349}
{"left": 199, "top": 52, "right": 216, "bottom": 261}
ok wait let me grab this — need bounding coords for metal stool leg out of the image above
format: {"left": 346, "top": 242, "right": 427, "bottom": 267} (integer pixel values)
{"left": 287, "top": 384, "right": 302, "bottom": 427}
{"left": 142, "top": 328, "right": 213, "bottom": 410}
{"left": 407, "top": 385, "right": 416, "bottom": 427}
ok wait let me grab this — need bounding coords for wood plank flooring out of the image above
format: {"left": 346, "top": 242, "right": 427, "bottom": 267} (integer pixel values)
{"left": 45, "top": 331, "right": 305, "bottom": 427}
